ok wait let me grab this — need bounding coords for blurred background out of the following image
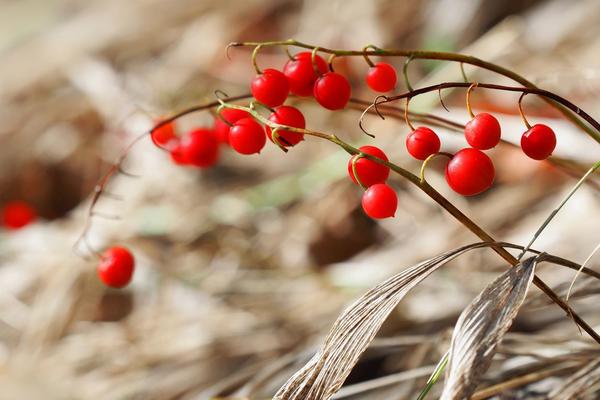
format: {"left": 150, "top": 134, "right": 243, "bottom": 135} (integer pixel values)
{"left": 1, "top": 0, "right": 599, "bottom": 398}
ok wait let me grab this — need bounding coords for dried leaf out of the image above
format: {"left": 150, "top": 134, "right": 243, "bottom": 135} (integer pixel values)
{"left": 547, "top": 358, "right": 600, "bottom": 400}
{"left": 274, "top": 242, "right": 497, "bottom": 400}
{"left": 440, "top": 256, "right": 538, "bottom": 400}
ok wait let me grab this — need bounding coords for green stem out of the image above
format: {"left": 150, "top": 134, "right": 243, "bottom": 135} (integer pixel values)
{"left": 228, "top": 40, "right": 600, "bottom": 143}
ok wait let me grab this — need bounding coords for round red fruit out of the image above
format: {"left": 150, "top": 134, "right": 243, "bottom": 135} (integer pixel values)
{"left": 347, "top": 146, "right": 390, "bottom": 187}
{"left": 214, "top": 109, "right": 249, "bottom": 144}
{"left": 366, "top": 62, "right": 397, "bottom": 92}
{"left": 464, "top": 113, "right": 501, "bottom": 150}
{"left": 2, "top": 201, "right": 37, "bottom": 230}
{"left": 361, "top": 183, "right": 398, "bottom": 219}
{"left": 251, "top": 68, "right": 289, "bottom": 107}
{"left": 97, "top": 246, "right": 135, "bottom": 288}
{"left": 179, "top": 128, "right": 219, "bottom": 168}
{"left": 283, "top": 52, "right": 328, "bottom": 96}
{"left": 266, "top": 106, "right": 305, "bottom": 147}
{"left": 313, "top": 72, "right": 351, "bottom": 110}
{"left": 229, "top": 118, "right": 266, "bottom": 155}
{"left": 150, "top": 120, "right": 176, "bottom": 148}
{"left": 406, "top": 127, "right": 441, "bottom": 160}
{"left": 445, "top": 148, "right": 495, "bottom": 196}
{"left": 520, "top": 124, "right": 556, "bottom": 160}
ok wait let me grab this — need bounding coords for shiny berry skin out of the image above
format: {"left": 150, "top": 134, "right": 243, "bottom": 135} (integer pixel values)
{"left": 266, "top": 106, "right": 305, "bottom": 147}
{"left": 464, "top": 113, "right": 501, "bottom": 150}
{"left": 214, "top": 109, "right": 249, "bottom": 144}
{"left": 445, "top": 148, "right": 495, "bottom": 196}
{"left": 229, "top": 118, "right": 266, "bottom": 155}
{"left": 313, "top": 72, "right": 351, "bottom": 110}
{"left": 97, "top": 246, "right": 135, "bottom": 288}
{"left": 361, "top": 183, "right": 398, "bottom": 219}
{"left": 366, "top": 62, "right": 397, "bottom": 92}
{"left": 150, "top": 120, "right": 176, "bottom": 148}
{"left": 283, "top": 52, "right": 328, "bottom": 96}
{"left": 251, "top": 68, "right": 289, "bottom": 107}
{"left": 347, "top": 146, "right": 390, "bottom": 187}
{"left": 405, "top": 127, "right": 441, "bottom": 160}
{"left": 521, "top": 124, "right": 556, "bottom": 160}
{"left": 179, "top": 128, "right": 219, "bottom": 167}
{"left": 2, "top": 201, "right": 37, "bottom": 230}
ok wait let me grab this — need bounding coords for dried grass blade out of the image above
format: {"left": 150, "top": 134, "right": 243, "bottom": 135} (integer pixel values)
{"left": 274, "top": 242, "right": 494, "bottom": 400}
{"left": 547, "top": 358, "right": 600, "bottom": 400}
{"left": 440, "top": 256, "right": 538, "bottom": 400}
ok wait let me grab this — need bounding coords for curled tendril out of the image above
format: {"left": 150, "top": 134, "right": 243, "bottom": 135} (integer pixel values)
{"left": 311, "top": 47, "right": 323, "bottom": 76}
{"left": 362, "top": 44, "right": 380, "bottom": 67}
{"left": 284, "top": 45, "right": 294, "bottom": 60}
{"left": 251, "top": 44, "right": 263, "bottom": 74}
{"left": 404, "top": 97, "right": 415, "bottom": 131}
{"left": 358, "top": 95, "right": 389, "bottom": 138}
{"left": 518, "top": 92, "right": 532, "bottom": 129}
{"left": 225, "top": 42, "right": 241, "bottom": 60}
{"left": 460, "top": 62, "right": 468, "bottom": 83}
{"left": 403, "top": 56, "right": 415, "bottom": 91}
{"left": 327, "top": 53, "right": 337, "bottom": 72}
{"left": 419, "top": 152, "right": 454, "bottom": 183}
{"left": 465, "top": 82, "right": 478, "bottom": 118}
{"left": 351, "top": 154, "right": 367, "bottom": 189}
{"left": 214, "top": 89, "right": 230, "bottom": 103}
{"left": 270, "top": 128, "right": 290, "bottom": 153}
{"left": 438, "top": 88, "right": 450, "bottom": 112}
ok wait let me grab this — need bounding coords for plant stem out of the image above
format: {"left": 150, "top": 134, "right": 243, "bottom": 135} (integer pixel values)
{"left": 228, "top": 40, "right": 600, "bottom": 143}
{"left": 219, "top": 101, "right": 600, "bottom": 345}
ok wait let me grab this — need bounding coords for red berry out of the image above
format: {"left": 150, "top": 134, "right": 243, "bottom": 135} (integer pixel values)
{"left": 361, "top": 183, "right": 398, "bottom": 219}
{"left": 366, "top": 62, "right": 397, "bottom": 92}
{"left": 445, "top": 148, "right": 495, "bottom": 196}
{"left": 214, "top": 109, "right": 249, "bottom": 145}
{"left": 169, "top": 141, "right": 188, "bottom": 165}
{"left": 2, "top": 201, "right": 37, "bottom": 230}
{"left": 251, "top": 68, "right": 289, "bottom": 107}
{"left": 464, "top": 113, "right": 501, "bottom": 150}
{"left": 150, "top": 120, "right": 176, "bottom": 148}
{"left": 266, "top": 106, "right": 305, "bottom": 147}
{"left": 313, "top": 72, "right": 351, "bottom": 110}
{"left": 405, "top": 127, "right": 441, "bottom": 160}
{"left": 347, "top": 146, "right": 390, "bottom": 187}
{"left": 229, "top": 118, "right": 266, "bottom": 155}
{"left": 520, "top": 124, "right": 556, "bottom": 160}
{"left": 97, "top": 246, "right": 135, "bottom": 288}
{"left": 283, "top": 51, "right": 328, "bottom": 96}
{"left": 179, "top": 128, "right": 219, "bottom": 167}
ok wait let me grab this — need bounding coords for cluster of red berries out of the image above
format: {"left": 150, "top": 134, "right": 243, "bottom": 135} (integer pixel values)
{"left": 1, "top": 201, "right": 37, "bottom": 230}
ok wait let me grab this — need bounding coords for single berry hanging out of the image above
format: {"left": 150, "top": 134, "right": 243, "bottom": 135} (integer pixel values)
{"left": 151, "top": 119, "right": 177, "bottom": 148}
{"left": 97, "top": 246, "right": 135, "bottom": 288}
{"left": 405, "top": 127, "right": 441, "bottom": 160}
{"left": 229, "top": 117, "right": 267, "bottom": 155}
{"left": 445, "top": 148, "right": 495, "bottom": 196}
{"left": 251, "top": 68, "right": 289, "bottom": 107}
{"left": 520, "top": 124, "right": 556, "bottom": 160}
{"left": 347, "top": 146, "right": 390, "bottom": 187}
{"left": 2, "top": 201, "right": 37, "bottom": 230}
{"left": 313, "top": 72, "right": 351, "bottom": 110}
{"left": 464, "top": 113, "right": 501, "bottom": 150}
{"left": 361, "top": 183, "right": 398, "bottom": 219}
{"left": 283, "top": 52, "right": 328, "bottom": 96}
{"left": 266, "top": 105, "right": 305, "bottom": 147}
{"left": 366, "top": 62, "right": 397, "bottom": 93}
{"left": 214, "top": 109, "right": 250, "bottom": 145}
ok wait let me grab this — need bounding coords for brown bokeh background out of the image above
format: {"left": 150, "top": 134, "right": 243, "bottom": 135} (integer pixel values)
{"left": 0, "top": 0, "right": 599, "bottom": 399}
